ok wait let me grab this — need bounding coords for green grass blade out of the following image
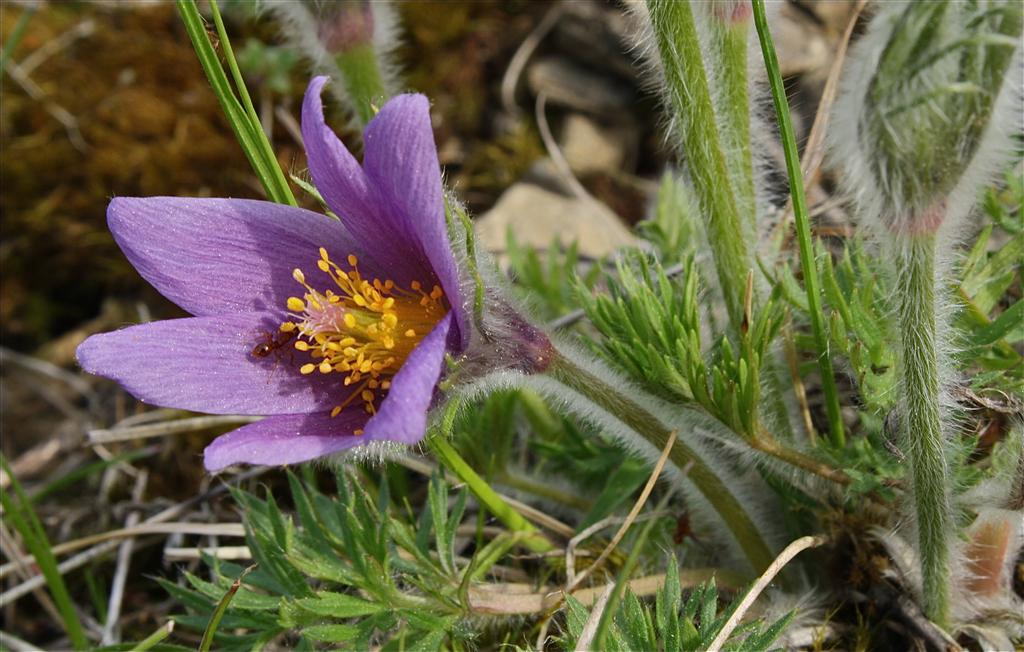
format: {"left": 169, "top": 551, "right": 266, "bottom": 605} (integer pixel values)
{"left": 0, "top": 454, "right": 89, "bottom": 649}
{"left": 207, "top": 0, "right": 296, "bottom": 206}
{"left": 176, "top": 0, "right": 296, "bottom": 206}
{"left": 751, "top": 0, "right": 846, "bottom": 447}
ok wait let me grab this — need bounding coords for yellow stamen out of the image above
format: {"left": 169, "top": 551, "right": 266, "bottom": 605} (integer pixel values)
{"left": 279, "top": 248, "right": 447, "bottom": 422}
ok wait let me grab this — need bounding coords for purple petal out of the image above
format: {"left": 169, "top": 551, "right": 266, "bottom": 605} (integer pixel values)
{"left": 363, "top": 311, "right": 452, "bottom": 444}
{"left": 301, "top": 77, "right": 424, "bottom": 284}
{"left": 204, "top": 411, "right": 369, "bottom": 471}
{"left": 107, "top": 197, "right": 378, "bottom": 317}
{"left": 362, "top": 94, "right": 467, "bottom": 349}
{"left": 76, "top": 312, "right": 345, "bottom": 415}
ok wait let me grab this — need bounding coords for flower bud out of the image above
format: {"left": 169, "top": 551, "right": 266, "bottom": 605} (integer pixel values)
{"left": 832, "top": 1, "right": 1022, "bottom": 235}
{"left": 312, "top": 1, "right": 374, "bottom": 54}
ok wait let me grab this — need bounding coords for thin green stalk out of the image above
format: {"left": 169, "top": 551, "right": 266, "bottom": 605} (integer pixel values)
{"left": 548, "top": 354, "right": 776, "bottom": 574}
{"left": 176, "top": 0, "right": 296, "bottom": 206}
{"left": 0, "top": 455, "right": 88, "bottom": 650}
{"left": 751, "top": 0, "right": 845, "bottom": 447}
{"left": 646, "top": 0, "right": 753, "bottom": 332}
{"left": 429, "top": 437, "right": 555, "bottom": 555}
{"left": 898, "top": 235, "right": 952, "bottom": 627}
{"left": 335, "top": 43, "right": 387, "bottom": 127}
{"left": 0, "top": 6, "right": 35, "bottom": 75}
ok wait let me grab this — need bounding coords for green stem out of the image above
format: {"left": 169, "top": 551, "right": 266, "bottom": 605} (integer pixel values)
{"left": 548, "top": 353, "right": 776, "bottom": 574}
{"left": 898, "top": 235, "right": 952, "bottom": 627}
{"left": 335, "top": 43, "right": 388, "bottom": 127}
{"left": 429, "top": 437, "right": 555, "bottom": 555}
{"left": 647, "top": 0, "right": 753, "bottom": 332}
{"left": 751, "top": 0, "right": 846, "bottom": 447}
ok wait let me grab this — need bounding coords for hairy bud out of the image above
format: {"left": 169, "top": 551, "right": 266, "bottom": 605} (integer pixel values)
{"left": 833, "top": 1, "right": 1022, "bottom": 235}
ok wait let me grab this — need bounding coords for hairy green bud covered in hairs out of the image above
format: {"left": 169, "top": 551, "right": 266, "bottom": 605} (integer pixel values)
{"left": 835, "top": 1, "right": 1021, "bottom": 235}
{"left": 263, "top": 0, "right": 401, "bottom": 127}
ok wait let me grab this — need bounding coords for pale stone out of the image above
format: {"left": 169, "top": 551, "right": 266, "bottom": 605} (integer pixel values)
{"left": 560, "top": 114, "right": 633, "bottom": 175}
{"left": 475, "top": 180, "right": 636, "bottom": 258}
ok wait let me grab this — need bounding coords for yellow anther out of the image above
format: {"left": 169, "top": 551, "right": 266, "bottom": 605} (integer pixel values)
{"left": 281, "top": 247, "right": 450, "bottom": 419}
{"left": 353, "top": 429, "right": 364, "bottom": 436}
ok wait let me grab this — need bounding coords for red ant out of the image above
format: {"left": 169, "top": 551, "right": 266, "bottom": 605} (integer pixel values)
{"left": 250, "top": 328, "right": 297, "bottom": 360}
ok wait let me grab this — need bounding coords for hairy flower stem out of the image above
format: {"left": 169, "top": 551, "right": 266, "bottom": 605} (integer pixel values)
{"left": 647, "top": 0, "right": 753, "bottom": 332}
{"left": 897, "top": 235, "right": 952, "bottom": 627}
{"left": 547, "top": 351, "right": 776, "bottom": 574}
{"left": 710, "top": 7, "right": 756, "bottom": 228}
{"left": 335, "top": 43, "right": 387, "bottom": 127}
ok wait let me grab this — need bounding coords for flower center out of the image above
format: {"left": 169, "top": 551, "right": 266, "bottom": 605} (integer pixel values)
{"left": 281, "top": 248, "right": 446, "bottom": 430}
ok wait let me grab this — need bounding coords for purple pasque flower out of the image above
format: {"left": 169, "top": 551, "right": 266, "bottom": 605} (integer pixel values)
{"left": 77, "top": 76, "right": 468, "bottom": 472}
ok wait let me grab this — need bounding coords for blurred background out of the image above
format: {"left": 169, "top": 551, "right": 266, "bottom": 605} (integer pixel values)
{"left": 1, "top": 1, "right": 864, "bottom": 646}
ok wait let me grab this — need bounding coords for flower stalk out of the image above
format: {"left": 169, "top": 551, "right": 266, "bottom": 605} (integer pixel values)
{"left": 334, "top": 43, "right": 387, "bottom": 127}
{"left": 896, "top": 234, "right": 952, "bottom": 626}
{"left": 646, "top": 0, "right": 753, "bottom": 332}
{"left": 706, "top": 1, "right": 756, "bottom": 227}
{"left": 545, "top": 350, "right": 777, "bottom": 574}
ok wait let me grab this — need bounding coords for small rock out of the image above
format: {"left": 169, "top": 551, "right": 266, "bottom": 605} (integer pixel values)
{"left": 527, "top": 56, "right": 634, "bottom": 115}
{"left": 475, "top": 176, "right": 636, "bottom": 258}
{"left": 560, "top": 113, "right": 635, "bottom": 175}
